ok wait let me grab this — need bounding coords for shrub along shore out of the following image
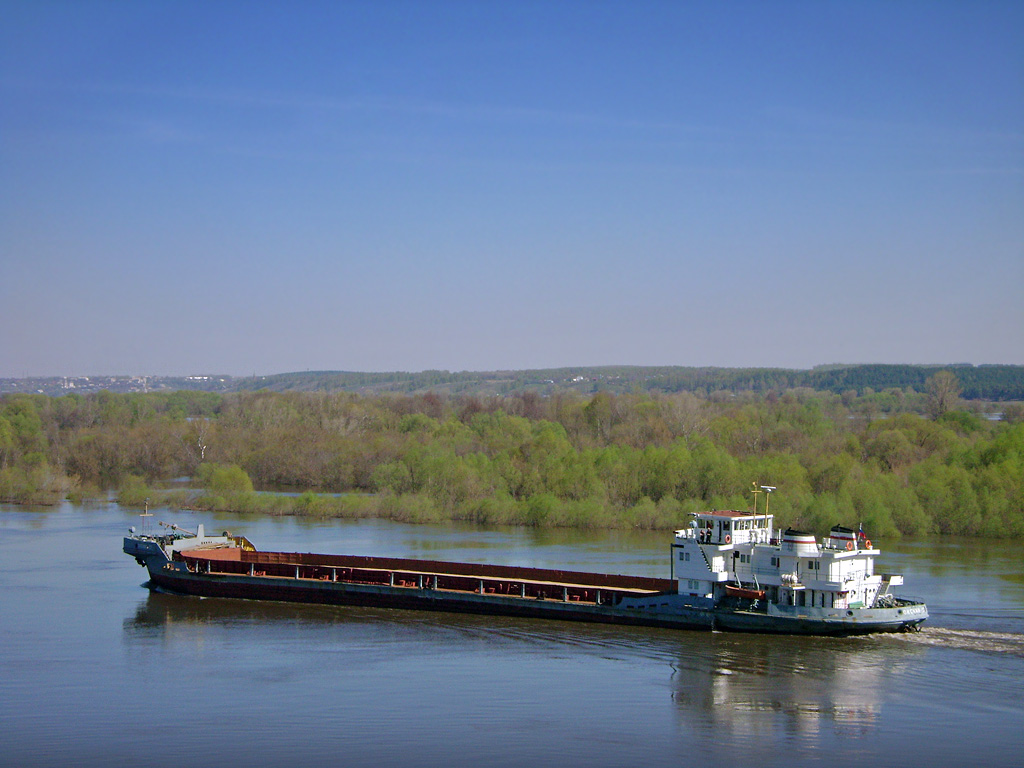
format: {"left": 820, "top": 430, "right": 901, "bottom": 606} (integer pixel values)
{"left": 2, "top": 380, "right": 1023, "bottom": 537}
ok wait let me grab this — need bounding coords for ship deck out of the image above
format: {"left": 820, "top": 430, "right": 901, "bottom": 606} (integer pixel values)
{"left": 178, "top": 548, "right": 674, "bottom": 605}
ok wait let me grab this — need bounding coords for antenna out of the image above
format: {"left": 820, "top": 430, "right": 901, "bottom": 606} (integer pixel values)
{"left": 760, "top": 485, "right": 776, "bottom": 517}
{"left": 751, "top": 482, "right": 763, "bottom": 514}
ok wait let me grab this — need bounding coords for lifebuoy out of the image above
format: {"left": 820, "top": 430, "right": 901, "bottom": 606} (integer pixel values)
{"left": 724, "top": 534, "right": 731, "bottom": 544}
{"left": 864, "top": 540, "right": 872, "bottom": 550}
{"left": 845, "top": 540, "right": 854, "bottom": 551}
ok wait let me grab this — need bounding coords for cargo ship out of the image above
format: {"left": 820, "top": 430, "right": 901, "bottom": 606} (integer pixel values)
{"left": 123, "top": 500, "right": 927, "bottom": 636}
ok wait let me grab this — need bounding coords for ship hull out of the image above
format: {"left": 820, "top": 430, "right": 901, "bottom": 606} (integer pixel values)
{"left": 147, "top": 568, "right": 714, "bottom": 630}
{"left": 141, "top": 554, "right": 926, "bottom": 636}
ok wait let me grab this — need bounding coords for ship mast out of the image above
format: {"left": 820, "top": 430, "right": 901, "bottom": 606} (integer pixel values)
{"left": 139, "top": 497, "right": 153, "bottom": 534}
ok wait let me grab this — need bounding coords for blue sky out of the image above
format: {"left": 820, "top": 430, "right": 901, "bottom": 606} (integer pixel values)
{"left": 2, "top": 1, "right": 1022, "bottom": 376}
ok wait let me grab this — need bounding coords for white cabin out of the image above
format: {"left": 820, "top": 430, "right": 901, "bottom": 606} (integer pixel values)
{"left": 672, "top": 511, "right": 899, "bottom": 611}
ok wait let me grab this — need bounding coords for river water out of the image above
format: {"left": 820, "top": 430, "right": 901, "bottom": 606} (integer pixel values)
{"left": 1, "top": 502, "right": 1022, "bottom": 768}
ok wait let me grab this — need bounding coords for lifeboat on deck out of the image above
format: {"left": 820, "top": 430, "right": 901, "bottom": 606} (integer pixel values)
{"left": 725, "top": 584, "right": 766, "bottom": 600}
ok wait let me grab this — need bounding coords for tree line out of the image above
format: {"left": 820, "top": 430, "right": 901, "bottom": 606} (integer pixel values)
{"left": 1, "top": 376, "right": 1022, "bottom": 538}
{"left": 7, "top": 364, "right": 1022, "bottom": 399}
{"left": 234, "top": 364, "right": 1024, "bottom": 399}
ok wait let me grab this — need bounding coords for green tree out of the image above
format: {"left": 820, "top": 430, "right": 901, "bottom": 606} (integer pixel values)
{"left": 371, "top": 461, "right": 414, "bottom": 494}
{"left": 864, "top": 429, "right": 917, "bottom": 472}
{"left": 909, "top": 459, "right": 981, "bottom": 534}
{"left": 197, "top": 462, "right": 254, "bottom": 494}
{"left": 0, "top": 415, "right": 14, "bottom": 468}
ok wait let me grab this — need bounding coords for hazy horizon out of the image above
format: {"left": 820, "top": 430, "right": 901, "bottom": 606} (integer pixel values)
{"left": 2, "top": 361, "right": 1016, "bottom": 381}
{"left": 3, "top": 2, "right": 1022, "bottom": 377}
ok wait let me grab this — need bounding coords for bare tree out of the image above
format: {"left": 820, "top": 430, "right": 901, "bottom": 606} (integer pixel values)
{"left": 179, "top": 417, "right": 212, "bottom": 472}
{"left": 926, "top": 370, "right": 961, "bottom": 419}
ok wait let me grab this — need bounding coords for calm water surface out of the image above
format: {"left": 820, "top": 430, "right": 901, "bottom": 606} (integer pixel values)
{"left": 1, "top": 503, "right": 1022, "bottom": 767}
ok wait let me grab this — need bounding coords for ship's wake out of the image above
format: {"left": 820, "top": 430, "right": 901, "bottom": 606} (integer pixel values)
{"left": 886, "top": 626, "right": 1024, "bottom": 657}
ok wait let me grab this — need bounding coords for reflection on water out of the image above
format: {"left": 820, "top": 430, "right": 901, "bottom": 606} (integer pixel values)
{"left": 123, "top": 589, "right": 684, "bottom": 659}
{"left": 124, "top": 590, "right": 916, "bottom": 745}
{"left": 669, "top": 634, "right": 914, "bottom": 741}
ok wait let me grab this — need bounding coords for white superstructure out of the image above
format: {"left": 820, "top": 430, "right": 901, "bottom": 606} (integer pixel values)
{"left": 672, "top": 510, "right": 902, "bottom": 612}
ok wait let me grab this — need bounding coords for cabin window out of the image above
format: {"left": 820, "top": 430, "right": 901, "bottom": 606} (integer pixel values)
{"left": 679, "top": 552, "right": 690, "bottom": 562}
{"left": 770, "top": 557, "right": 779, "bottom": 567}
{"left": 688, "top": 579, "right": 700, "bottom": 590}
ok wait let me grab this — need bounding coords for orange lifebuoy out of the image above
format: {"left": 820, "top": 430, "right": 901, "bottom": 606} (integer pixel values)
{"left": 864, "top": 540, "right": 872, "bottom": 550}
{"left": 725, "top": 534, "right": 731, "bottom": 544}
{"left": 845, "top": 541, "right": 854, "bottom": 551}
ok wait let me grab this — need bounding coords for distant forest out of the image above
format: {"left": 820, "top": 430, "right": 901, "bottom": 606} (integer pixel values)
{"left": 5, "top": 363, "right": 1024, "bottom": 400}
{"left": 233, "top": 363, "right": 1024, "bottom": 400}
{"left": 2, "top": 368, "right": 1023, "bottom": 538}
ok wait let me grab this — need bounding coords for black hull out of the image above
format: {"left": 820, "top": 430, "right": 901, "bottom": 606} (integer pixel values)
{"left": 149, "top": 571, "right": 711, "bottom": 631}
{"left": 146, "top": 569, "right": 924, "bottom": 637}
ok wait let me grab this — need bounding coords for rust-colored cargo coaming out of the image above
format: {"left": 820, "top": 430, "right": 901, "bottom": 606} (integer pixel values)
{"left": 145, "top": 547, "right": 694, "bottom": 629}
{"left": 178, "top": 548, "right": 674, "bottom": 607}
